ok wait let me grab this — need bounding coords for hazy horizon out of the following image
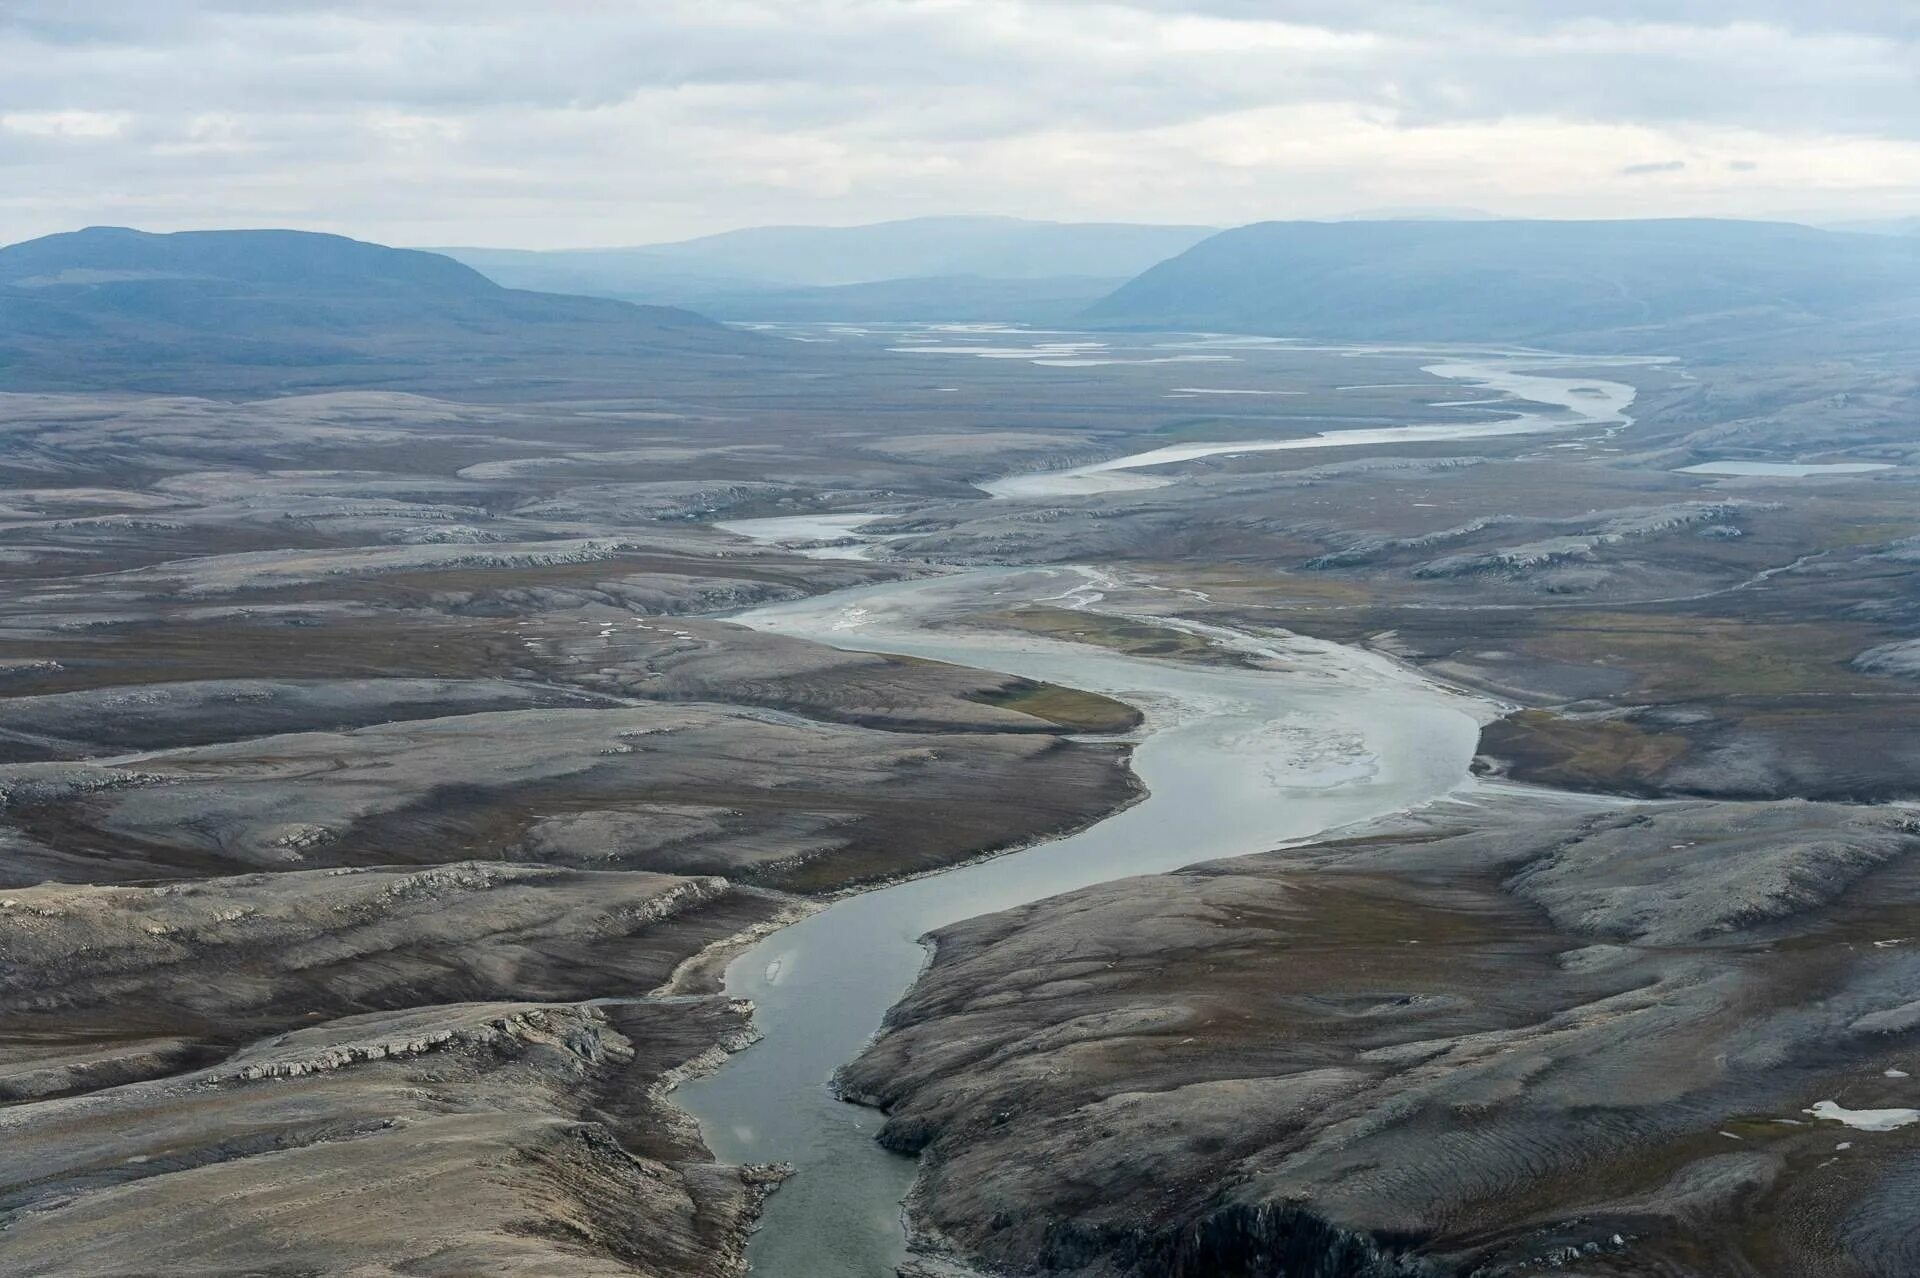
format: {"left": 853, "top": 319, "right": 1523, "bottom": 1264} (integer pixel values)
{"left": 18, "top": 208, "right": 1915, "bottom": 258}
{"left": 4, "top": 2, "right": 1919, "bottom": 249}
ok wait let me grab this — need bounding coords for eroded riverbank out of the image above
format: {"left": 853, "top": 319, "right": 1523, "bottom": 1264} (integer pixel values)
{"left": 677, "top": 348, "right": 1654, "bottom": 1275}
{"left": 674, "top": 568, "right": 1491, "bottom": 1275}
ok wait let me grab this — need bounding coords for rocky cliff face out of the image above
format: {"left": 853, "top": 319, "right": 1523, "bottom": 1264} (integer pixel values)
{"left": 0, "top": 853, "right": 794, "bottom": 1275}
{"left": 844, "top": 797, "right": 1920, "bottom": 1278}
{"left": 0, "top": 345, "right": 1171, "bottom": 1274}
{"left": 0, "top": 997, "right": 779, "bottom": 1277}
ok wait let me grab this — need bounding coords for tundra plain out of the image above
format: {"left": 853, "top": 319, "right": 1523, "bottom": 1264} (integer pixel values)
{"left": 1, "top": 316, "right": 1917, "bottom": 1278}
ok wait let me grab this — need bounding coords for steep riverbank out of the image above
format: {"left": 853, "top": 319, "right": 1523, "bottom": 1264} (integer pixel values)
{"left": 676, "top": 351, "right": 1652, "bottom": 1276}
{"left": 674, "top": 568, "right": 1491, "bottom": 1275}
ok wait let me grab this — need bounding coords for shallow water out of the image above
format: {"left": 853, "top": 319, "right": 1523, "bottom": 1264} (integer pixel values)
{"left": 979, "top": 356, "right": 1643, "bottom": 498}
{"left": 711, "top": 512, "right": 887, "bottom": 559}
{"left": 1679, "top": 460, "right": 1895, "bottom": 477}
{"left": 674, "top": 568, "right": 1487, "bottom": 1277}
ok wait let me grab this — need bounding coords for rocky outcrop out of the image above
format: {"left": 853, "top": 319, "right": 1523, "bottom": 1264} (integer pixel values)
{"left": 0, "top": 676, "right": 620, "bottom": 760}
{"left": 1412, "top": 502, "right": 1744, "bottom": 579}
{"left": 0, "top": 998, "right": 775, "bottom": 1278}
{"left": 0, "top": 859, "right": 790, "bottom": 1114}
{"left": 1854, "top": 638, "right": 1920, "bottom": 679}
{"left": 844, "top": 798, "right": 1920, "bottom": 1278}
{"left": 0, "top": 701, "right": 1135, "bottom": 890}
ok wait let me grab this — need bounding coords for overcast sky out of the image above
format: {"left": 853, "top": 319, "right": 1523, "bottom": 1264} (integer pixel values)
{"left": 2, "top": 0, "right": 1917, "bottom": 248}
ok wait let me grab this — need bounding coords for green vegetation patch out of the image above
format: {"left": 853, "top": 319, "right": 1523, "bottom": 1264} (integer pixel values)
{"left": 984, "top": 606, "right": 1230, "bottom": 663}
{"left": 1146, "top": 562, "right": 1374, "bottom": 606}
{"left": 1819, "top": 519, "right": 1920, "bottom": 550}
{"left": 1480, "top": 709, "right": 1690, "bottom": 793}
{"left": 969, "top": 679, "right": 1142, "bottom": 734}
{"left": 1527, "top": 614, "right": 1881, "bottom": 699}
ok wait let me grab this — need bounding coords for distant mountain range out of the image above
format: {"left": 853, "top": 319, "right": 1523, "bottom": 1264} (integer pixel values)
{"left": 1823, "top": 216, "right": 1920, "bottom": 237}
{"left": 9, "top": 216, "right": 1920, "bottom": 396}
{"left": 437, "top": 216, "right": 1219, "bottom": 287}
{"left": 434, "top": 213, "right": 1920, "bottom": 353}
{"left": 0, "top": 226, "right": 761, "bottom": 394}
{"left": 1081, "top": 218, "right": 1920, "bottom": 356}
{"left": 432, "top": 217, "right": 1220, "bottom": 323}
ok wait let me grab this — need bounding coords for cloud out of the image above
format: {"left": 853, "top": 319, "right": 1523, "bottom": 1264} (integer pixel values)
{"left": 0, "top": 1, "right": 1917, "bottom": 246}
{"left": 0, "top": 110, "right": 129, "bottom": 139}
{"left": 1619, "top": 160, "right": 1689, "bottom": 175}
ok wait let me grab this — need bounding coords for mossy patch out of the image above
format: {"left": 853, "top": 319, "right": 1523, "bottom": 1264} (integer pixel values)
{"left": 1480, "top": 709, "right": 1691, "bottom": 791}
{"left": 1139, "top": 562, "right": 1373, "bottom": 607}
{"left": 983, "top": 606, "right": 1229, "bottom": 663}
{"left": 969, "top": 680, "right": 1142, "bottom": 734}
{"left": 1526, "top": 614, "right": 1881, "bottom": 699}
{"left": 1815, "top": 519, "right": 1920, "bottom": 550}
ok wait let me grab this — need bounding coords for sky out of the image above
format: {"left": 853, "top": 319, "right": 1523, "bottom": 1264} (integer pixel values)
{"left": 1, "top": 0, "right": 1917, "bottom": 248}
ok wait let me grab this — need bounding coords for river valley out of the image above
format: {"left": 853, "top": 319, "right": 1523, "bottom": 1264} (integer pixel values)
{"left": 676, "top": 569, "right": 1489, "bottom": 1276}
{"left": 8, "top": 208, "right": 1920, "bottom": 1278}
{"left": 676, "top": 349, "right": 1650, "bottom": 1275}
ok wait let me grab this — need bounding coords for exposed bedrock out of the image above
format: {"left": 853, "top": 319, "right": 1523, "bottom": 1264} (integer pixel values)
{"left": 0, "top": 851, "right": 801, "bottom": 1274}
{"left": 0, "top": 701, "right": 1135, "bottom": 891}
{"left": 1853, "top": 639, "right": 1920, "bottom": 680}
{"left": 0, "top": 676, "right": 623, "bottom": 761}
{"left": 566, "top": 616, "right": 1143, "bottom": 735}
{"left": 0, "top": 861, "right": 785, "bottom": 1097}
{"left": 843, "top": 798, "right": 1920, "bottom": 1278}
{"left": 0, "top": 997, "right": 778, "bottom": 1277}
{"left": 1477, "top": 700, "right": 1920, "bottom": 804}
{"left": 0, "top": 543, "right": 1146, "bottom": 1272}
{"left": 0, "top": 612, "right": 1138, "bottom": 742}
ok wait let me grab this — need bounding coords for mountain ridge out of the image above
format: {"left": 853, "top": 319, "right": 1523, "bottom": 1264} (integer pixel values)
{"left": 1081, "top": 217, "right": 1920, "bottom": 356}
{"left": 0, "top": 226, "right": 758, "bottom": 395}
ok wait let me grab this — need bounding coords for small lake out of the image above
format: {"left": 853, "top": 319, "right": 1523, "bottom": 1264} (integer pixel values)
{"left": 710, "top": 513, "right": 886, "bottom": 559}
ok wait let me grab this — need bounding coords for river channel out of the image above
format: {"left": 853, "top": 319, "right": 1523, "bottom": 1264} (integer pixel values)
{"left": 677, "top": 347, "right": 1644, "bottom": 1276}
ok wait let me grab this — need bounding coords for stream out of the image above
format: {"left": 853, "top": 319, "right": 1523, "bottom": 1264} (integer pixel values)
{"left": 980, "top": 354, "right": 1644, "bottom": 498}
{"left": 675, "top": 347, "right": 1646, "bottom": 1276}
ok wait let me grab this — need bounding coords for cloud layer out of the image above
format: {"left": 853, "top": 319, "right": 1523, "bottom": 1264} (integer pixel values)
{"left": 2, "top": 1, "right": 1917, "bottom": 246}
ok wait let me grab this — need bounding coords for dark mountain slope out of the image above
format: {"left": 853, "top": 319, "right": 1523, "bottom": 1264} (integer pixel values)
{"left": 0, "top": 226, "right": 498, "bottom": 295}
{"left": 1082, "top": 218, "right": 1920, "bottom": 356}
{"left": 0, "top": 227, "right": 764, "bottom": 395}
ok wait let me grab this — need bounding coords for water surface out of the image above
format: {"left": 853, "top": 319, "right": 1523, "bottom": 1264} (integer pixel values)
{"left": 674, "top": 569, "right": 1486, "bottom": 1277}
{"left": 980, "top": 356, "right": 1642, "bottom": 499}
{"left": 711, "top": 513, "right": 887, "bottom": 559}
{"left": 1679, "top": 461, "right": 1895, "bottom": 477}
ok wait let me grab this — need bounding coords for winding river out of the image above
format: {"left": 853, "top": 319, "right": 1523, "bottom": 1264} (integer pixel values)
{"left": 676, "top": 347, "right": 1645, "bottom": 1276}
{"left": 981, "top": 355, "right": 1643, "bottom": 498}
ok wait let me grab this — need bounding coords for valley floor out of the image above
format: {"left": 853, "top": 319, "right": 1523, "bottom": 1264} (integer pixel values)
{"left": 0, "top": 325, "right": 1916, "bottom": 1276}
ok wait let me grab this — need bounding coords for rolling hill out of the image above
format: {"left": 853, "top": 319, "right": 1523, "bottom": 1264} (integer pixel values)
{"left": 1082, "top": 218, "right": 1920, "bottom": 356}
{"left": 0, "top": 226, "right": 763, "bottom": 394}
